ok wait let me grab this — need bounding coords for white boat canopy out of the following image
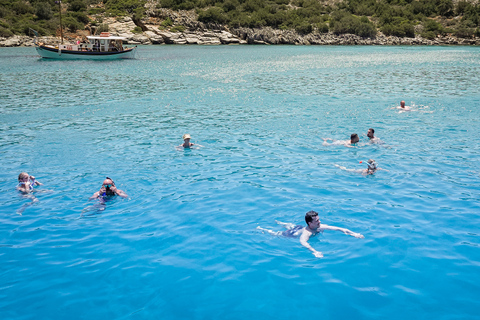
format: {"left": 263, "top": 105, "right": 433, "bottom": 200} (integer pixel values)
{"left": 87, "top": 35, "right": 126, "bottom": 40}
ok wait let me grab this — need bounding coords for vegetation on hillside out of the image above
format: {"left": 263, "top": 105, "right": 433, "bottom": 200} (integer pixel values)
{"left": 1, "top": 0, "right": 479, "bottom": 39}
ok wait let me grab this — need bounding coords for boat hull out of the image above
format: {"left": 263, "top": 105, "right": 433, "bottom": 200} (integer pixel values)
{"left": 35, "top": 45, "right": 136, "bottom": 60}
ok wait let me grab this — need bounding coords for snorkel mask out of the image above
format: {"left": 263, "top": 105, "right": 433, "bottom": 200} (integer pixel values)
{"left": 367, "top": 159, "right": 377, "bottom": 171}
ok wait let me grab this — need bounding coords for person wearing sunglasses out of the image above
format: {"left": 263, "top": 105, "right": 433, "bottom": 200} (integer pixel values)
{"left": 89, "top": 177, "right": 128, "bottom": 200}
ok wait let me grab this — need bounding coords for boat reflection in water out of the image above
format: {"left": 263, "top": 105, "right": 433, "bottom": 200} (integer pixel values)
{"left": 32, "top": 30, "right": 137, "bottom": 60}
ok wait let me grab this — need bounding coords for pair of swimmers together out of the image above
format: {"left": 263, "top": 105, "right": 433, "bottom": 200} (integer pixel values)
{"left": 17, "top": 173, "right": 127, "bottom": 200}
{"left": 323, "top": 128, "right": 379, "bottom": 148}
{"left": 258, "top": 210, "right": 364, "bottom": 258}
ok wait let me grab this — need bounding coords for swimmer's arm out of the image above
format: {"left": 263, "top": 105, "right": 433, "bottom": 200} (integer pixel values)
{"left": 31, "top": 176, "right": 43, "bottom": 186}
{"left": 300, "top": 229, "right": 323, "bottom": 258}
{"left": 89, "top": 191, "right": 101, "bottom": 200}
{"left": 323, "top": 225, "right": 364, "bottom": 238}
{"left": 17, "top": 184, "right": 30, "bottom": 193}
{"left": 115, "top": 189, "right": 128, "bottom": 198}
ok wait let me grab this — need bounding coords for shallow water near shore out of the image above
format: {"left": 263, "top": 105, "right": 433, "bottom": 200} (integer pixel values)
{"left": 1, "top": 45, "right": 480, "bottom": 319}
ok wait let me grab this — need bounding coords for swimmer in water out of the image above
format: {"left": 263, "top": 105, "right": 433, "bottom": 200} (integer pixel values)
{"left": 367, "top": 128, "right": 383, "bottom": 144}
{"left": 89, "top": 177, "right": 128, "bottom": 200}
{"left": 323, "top": 133, "right": 359, "bottom": 148}
{"left": 16, "top": 172, "right": 43, "bottom": 193}
{"left": 181, "top": 134, "right": 194, "bottom": 148}
{"left": 177, "top": 134, "right": 204, "bottom": 149}
{"left": 257, "top": 210, "right": 364, "bottom": 258}
{"left": 335, "top": 159, "right": 386, "bottom": 175}
{"left": 398, "top": 100, "right": 411, "bottom": 111}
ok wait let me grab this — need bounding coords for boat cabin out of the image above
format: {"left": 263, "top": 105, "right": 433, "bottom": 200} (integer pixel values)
{"left": 58, "top": 32, "right": 126, "bottom": 52}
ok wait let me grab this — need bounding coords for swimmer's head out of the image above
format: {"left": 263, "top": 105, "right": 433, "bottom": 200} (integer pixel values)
{"left": 400, "top": 101, "right": 405, "bottom": 108}
{"left": 351, "top": 133, "right": 359, "bottom": 144}
{"left": 103, "top": 177, "right": 114, "bottom": 187}
{"left": 102, "top": 177, "right": 115, "bottom": 194}
{"left": 18, "top": 172, "right": 29, "bottom": 182}
{"left": 367, "top": 159, "right": 377, "bottom": 171}
{"left": 183, "top": 134, "right": 191, "bottom": 141}
{"left": 305, "top": 210, "right": 318, "bottom": 224}
{"left": 367, "top": 128, "right": 374, "bottom": 139}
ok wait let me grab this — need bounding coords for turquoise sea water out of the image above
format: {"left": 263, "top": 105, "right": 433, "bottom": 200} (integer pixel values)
{"left": 1, "top": 45, "right": 480, "bottom": 319}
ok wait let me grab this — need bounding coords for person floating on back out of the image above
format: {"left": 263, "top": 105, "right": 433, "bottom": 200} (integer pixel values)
{"left": 323, "top": 133, "right": 359, "bottom": 148}
{"left": 257, "top": 210, "right": 364, "bottom": 258}
{"left": 17, "top": 172, "right": 43, "bottom": 193}
{"left": 90, "top": 177, "right": 128, "bottom": 200}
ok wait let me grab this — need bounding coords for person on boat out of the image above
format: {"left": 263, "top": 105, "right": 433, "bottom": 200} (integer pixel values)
{"left": 17, "top": 172, "right": 43, "bottom": 193}
{"left": 257, "top": 210, "right": 364, "bottom": 258}
{"left": 89, "top": 177, "right": 128, "bottom": 200}
{"left": 323, "top": 133, "right": 359, "bottom": 147}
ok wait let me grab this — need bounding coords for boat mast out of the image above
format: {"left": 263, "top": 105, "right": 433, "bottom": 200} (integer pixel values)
{"left": 56, "top": 1, "right": 64, "bottom": 44}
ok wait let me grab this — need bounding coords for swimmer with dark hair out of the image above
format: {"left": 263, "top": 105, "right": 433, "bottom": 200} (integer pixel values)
{"left": 17, "top": 172, "right": 43, "bottom": 193}
{"left": 366, "top": 128, "right": 383, "bottom": 144}
{"left": 323, "top": 133, "right": 359, "bottom": 148}
{"left": 90, "top": 177, "right": 128, "bottom": 200}
{"left": 257, "top": 210, "right": 364, "bottom": 258}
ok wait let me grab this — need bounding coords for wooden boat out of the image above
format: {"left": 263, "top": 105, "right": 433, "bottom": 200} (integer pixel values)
{"left": 32, "top": 30, "right": 137, "bottom": 60}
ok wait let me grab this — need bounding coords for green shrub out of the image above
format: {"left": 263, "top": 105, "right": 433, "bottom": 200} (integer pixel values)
{"left": 104, "top": 0, "right": 146, "bottom": 15}
{"left": 170, "top": 25, "right": 186, "bottom": 32}
{"left": 13, "top": 1, "right": 35, "bottom": 15}
{"left": 161, "top": 17, "right": 173, "bottom": 27}
{"left": 316, "top": 22, "right": 329, "bottom": 33}
{"left": 423, "top": 19, "right": 445, "bottom": 34}
{"left": 198, "top": 7, "right": 228, "bottom": 24}
{"left": 222, "top": 0, "right": 239, "bottom": 12}
{"left": 0, "top": 26, "right": 13, "bottom": 37}
{"left": 88, "top": 7, "right": 105, "bottom": 15}
{"left": 455, "top": 1, "right": 470, "bottom": 16}
{"left": 63, "top": 16, "right": 83, "bottom": 32}
{"left": 97, "top": 24, "right": 109, "bottom": 33}
{"left": 69, "top": 11, "right": 90, "bottom": 24}
{"left": 381, "top": 20, "right": 415, "bottom": 37}
{"left": 0, "top": 6, "right": 9, "bottom": 19}
{"left": 331, "top": 12, "right": 377, "bottom": 37}
{"left": 132, "top": 25, "right": 143, "bottom": 33}
{"left": 437, "top": 0, "right": 454, "bottom": 17}
{"left": 36, "top": 3, "right": 53, "bottom": 20}
{"left": 69, "top": 0, "right": 87, "bottom": 12}
{"left": 421, "top": 30, "right": 436, "bottom": 39}
{"left": 455, "top": 26, "right": 474, "bottom": 38}
{"left": 295, "top": 22, "right": 313, "bottom": 34}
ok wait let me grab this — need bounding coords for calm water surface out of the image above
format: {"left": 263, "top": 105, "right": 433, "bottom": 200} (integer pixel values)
{"left": 1, "top": 45, "right": 480, "bottom": 319}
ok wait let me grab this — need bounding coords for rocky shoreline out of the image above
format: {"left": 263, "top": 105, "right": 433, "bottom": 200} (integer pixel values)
{"left": 1, "top": 15, "right": 479, "bottom": 47}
